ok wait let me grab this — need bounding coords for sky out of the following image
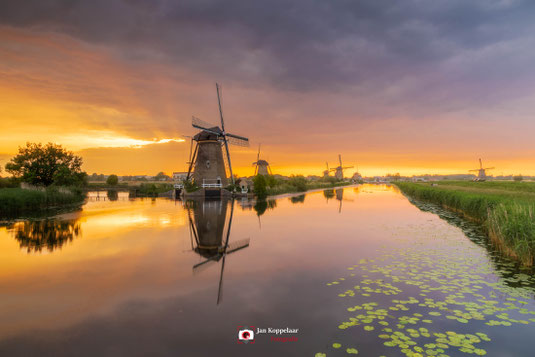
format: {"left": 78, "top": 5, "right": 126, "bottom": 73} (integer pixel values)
{"left": 1, "top": 0, "right": 534, "bottom": 177}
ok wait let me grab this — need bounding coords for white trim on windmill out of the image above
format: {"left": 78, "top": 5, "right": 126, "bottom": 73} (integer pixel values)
{"left": 186, "top": 83, "right": 249, "bottom": 189}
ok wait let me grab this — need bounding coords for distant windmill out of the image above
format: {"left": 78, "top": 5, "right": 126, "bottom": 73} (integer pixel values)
{"left": 187, "top": 83, "right": 249, "bottom": 189}
{"left": 469, "top": 158, "right": 494, "bottom": 182}
{"left": 186, "top": 198, "right": 249, "bottom": 305}
{"left": 323, "top": 162, "right": 330, "bottom": 178}
{"left": 330, "top": 154, "right": 354, "bottom": 180}
{"left": 252, "top": 144, "right": 272, "bottom": 176}
{"left": 334, "top": 188, "right": 354, "bottom": 213}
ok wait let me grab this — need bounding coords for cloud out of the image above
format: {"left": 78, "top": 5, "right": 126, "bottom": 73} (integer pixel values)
{"left": 2, "top": 0, "right": 535, "bottom": 174}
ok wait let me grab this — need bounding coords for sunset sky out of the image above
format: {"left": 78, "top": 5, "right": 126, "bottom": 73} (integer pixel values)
{"left": 1, "top": 0, "right": 535, "bottom": 177}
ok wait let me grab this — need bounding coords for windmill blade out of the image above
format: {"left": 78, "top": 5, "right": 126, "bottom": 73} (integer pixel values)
{"left": 257, "top": 144, "right": 261, "bottom": 161}
{"left": 342, "top": 166, "right": 354, "bottom": 169}
{"left": 339, "top": 154, "right": 343, "bottom": 167}
{"left": 485, "top": 167, "right": 495, "bottom": 170}
{"left": 217, "top": 253, "right": 226, "bottom": 305}
{"left": 192, "top": 116, "right": 219, "bottom": 131}
{"left": 225, "top": 238, "right": 250, "bottom": 254}
{"left": 216, "top": 83, "right": 226, "bottom": 132}
{"left": 226, "top": 135, "right": 250, "bottom": 147}
{"left": 193, "top": 254, "right": 220, "bottom": 272}
{"left": 326, "top": 162, "right": 329, "bottom": 171}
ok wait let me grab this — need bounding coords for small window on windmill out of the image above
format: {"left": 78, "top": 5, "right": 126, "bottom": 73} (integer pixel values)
{"left": 205, "top": 160, "right": 211, "bottom": 169}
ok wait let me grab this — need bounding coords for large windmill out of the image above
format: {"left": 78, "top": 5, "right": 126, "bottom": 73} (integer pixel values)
{"left": 252, "top": 144, "right": 272, "bottom": 176}
{"left": 186, "top": 83, "right": 249, "bottom": 189}
{"left": 469, "top": 158, "right": 494, "bottom": 182}
{"left": 186, "top": 198, "right": 249, "bottom": 305}
{"left": 330, "top": 154, "right": 354, "bottom": 180}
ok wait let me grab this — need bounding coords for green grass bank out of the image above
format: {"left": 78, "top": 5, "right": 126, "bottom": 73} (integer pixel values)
{"left": 395, "top": 181, "right": 535, "bottom": 266}
{"left": 0, "top": 187, "right": 86, "bottom": 218}
{"left": 266, "top": 180, "right": 352, "bottom": 196}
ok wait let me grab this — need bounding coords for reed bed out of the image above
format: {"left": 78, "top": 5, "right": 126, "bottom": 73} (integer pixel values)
{"left": 396, "top": 182, "right": 535, "bottom": 266}
{"left": 0, "top": 187, "right": 85, "bottom": 217}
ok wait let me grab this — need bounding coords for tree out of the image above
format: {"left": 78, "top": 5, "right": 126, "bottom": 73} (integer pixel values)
{"left": 5, "top": 142, "right": 86, "bottom": 186}
{"left": 514, "top": 174, "right": 523, "bottom": 182}
{"left": 106, "top": 174, "right": 119, "bottom": 186}
{"left": 253, "top": 174, "right": 268, "bottom": 198}
{"left": 155, "top": 172, "right": 170, "bottom": 181}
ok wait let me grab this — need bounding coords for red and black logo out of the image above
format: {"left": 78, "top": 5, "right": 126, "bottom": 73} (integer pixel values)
{"left": 237, "top": 326, "right": 255, "bottom": 344}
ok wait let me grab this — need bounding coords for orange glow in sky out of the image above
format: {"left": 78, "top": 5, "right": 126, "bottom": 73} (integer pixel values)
{"left": 1, "top": 13, "right": 535, "bottom": 177}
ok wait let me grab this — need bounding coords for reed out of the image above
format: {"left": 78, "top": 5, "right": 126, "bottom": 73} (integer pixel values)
{"left": 395, "top": 182, "right": 535, "bottom": 266}
{"left": 0, "top": 187, "right": 86, "bottom": 217}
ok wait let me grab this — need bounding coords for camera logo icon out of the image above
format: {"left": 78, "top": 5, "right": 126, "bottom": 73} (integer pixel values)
{"left": 237, "top": 326, "right": 255, "bottom": 344}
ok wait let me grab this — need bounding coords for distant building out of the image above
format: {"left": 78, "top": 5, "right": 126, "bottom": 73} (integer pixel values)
{"left": 173, "top": 172, "right": 188, "bottom": 181}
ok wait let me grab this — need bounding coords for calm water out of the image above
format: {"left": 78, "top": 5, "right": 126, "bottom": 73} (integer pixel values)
{"left": 1, "top": 184, "right": 535, "bottom": 356}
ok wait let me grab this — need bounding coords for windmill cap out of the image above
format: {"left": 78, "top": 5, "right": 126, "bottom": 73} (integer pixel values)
{"left": 193, "top": 127, "right": 222, "bottom": 141}
{"left": 255, "top": 159, "right": 269, "bottom": 165}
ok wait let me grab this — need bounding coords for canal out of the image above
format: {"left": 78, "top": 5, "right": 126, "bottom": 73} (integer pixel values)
{"left": 1, "top": 184, "right": 534, "bottom": 356}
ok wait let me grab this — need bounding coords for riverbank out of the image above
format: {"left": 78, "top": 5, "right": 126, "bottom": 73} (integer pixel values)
{"left": 86, "top": 182, "right": 173, "bottom": 197}
{"left": 395, "top": 181, "right": 535, "bottom": 266}
{"left": 266, "top": 180, "right": 353, "bottom": 196}
{"left": 0, "top": 187, "right": 86, "bottom": 218}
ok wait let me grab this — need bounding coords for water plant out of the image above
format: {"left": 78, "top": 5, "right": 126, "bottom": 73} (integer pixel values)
{"left": 320, "top": 217, "right": 535, "bottom": 357}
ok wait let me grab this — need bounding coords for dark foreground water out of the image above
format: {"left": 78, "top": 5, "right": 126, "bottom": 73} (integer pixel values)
{"left": 1, "top": 184, "right": 535, "bottom": 357}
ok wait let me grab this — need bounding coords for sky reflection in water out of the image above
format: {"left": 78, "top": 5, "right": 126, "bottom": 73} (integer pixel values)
{"left": 0, "top": 184, "right": 534, "bottom": 356}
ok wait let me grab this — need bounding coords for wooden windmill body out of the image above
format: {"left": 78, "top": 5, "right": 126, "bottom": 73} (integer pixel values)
{"left": 330, "top": 154, "right": 354, "bottom": 180}
{"left": 252, "top": 144, "right": 272, "bottom": 176}
{"left": 186, "top": 84, "right": 249, "bottom": 191}
{"left": 186, "top": 198, "right": 249, "bottom": 305}
{"left": 323, "top": 162, "right": 330, "bottom": 178}
{"left": 469, "top": 158, "right": 494, "bottom": 182}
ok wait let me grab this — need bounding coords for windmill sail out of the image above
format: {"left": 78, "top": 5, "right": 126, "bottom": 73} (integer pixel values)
{"left": 189, "top": 84, "right": 249, "bottom": 188}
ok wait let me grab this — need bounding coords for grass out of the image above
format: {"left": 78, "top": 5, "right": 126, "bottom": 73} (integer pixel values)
{"left": 136, "top": 183, "right": 173, "bottom": 196}
{"left": 395, "top": 181, "right": 535, "bottom": 266}
{"left": 266, "top": 180, "right": 352, "bottom": 196}
{"left": 0, "top": 187, "right": 86, "bottom": 217}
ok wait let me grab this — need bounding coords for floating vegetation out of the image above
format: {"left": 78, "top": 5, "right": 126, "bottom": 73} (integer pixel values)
{"left": 321, "top": 220, "right": 535, "bottom": 357}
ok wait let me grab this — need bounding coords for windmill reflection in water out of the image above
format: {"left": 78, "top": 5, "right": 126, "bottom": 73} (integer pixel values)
{"left": 185, "top": 198, "right": 250, "bottom": 304}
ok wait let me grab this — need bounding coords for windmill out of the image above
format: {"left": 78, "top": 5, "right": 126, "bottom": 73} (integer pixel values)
{"left": 252, "top": 144, "right": 272, "bottom": 176}
{"left": 469, "top": 158, "right": 494, "bottom": 182}
{"left": 186, "top": 198, "right": 250, "bottom": 305}
{"left": 330, "top": 154, "right": 354, "bottom": 180}
{"left": 335, "top": 188, "right": 354, "bottom": 213}
{"left": 323, "top": 162, "right": 330, "bottom": 178}
{"left": 187, "top": 83, "right": 249, "bottom": 190}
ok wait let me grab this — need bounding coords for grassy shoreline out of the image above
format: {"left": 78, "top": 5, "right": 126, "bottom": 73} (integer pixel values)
{"left": 266, "top": 180, "right": 353, "bottom": 196}
{"left": 0, "top": 187, "right": 86, "bottom": 218}
{"left": 395, "top": 181, "right": 535, "bottom": 266}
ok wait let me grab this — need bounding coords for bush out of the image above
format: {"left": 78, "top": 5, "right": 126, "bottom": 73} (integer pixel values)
{"left": 106, "top": 174, "right": 119, "bottom": 186}
{"left": 253, "top": 175, "right": 268, "bottom": 198}
{"left": 288, "top": 175, "right": 307, "bottom": 192}
{"left": 136, "top": 183, "right": 172, "bottom": 196}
